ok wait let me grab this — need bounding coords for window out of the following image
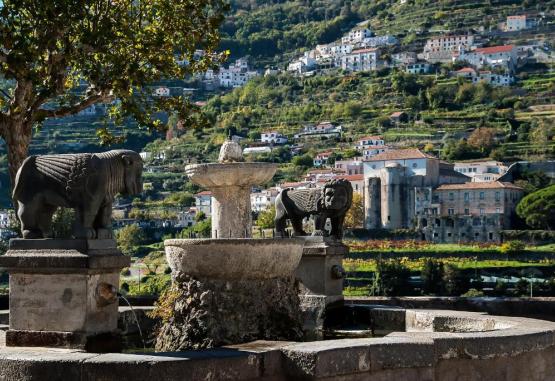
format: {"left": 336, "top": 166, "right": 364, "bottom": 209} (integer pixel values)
{"left": 448, "top": 208, "right": 454, "bottom": 215}
{"left": 479, "top": 208, "right": 485, "bottom": 215}
{"left": 496, "top": 208, "right": 500, "bottom": 213}
{"left": 464, "top": 192, "right": 469, "bottom": 201}
{"left": 495, "top": 192, "right": 500, "bottom": 201}
{"left": 479, "top": 192, "right": 485, "bottom": 200}
{"left": 464, "top": 208, "right": 470, "bottom": 215}
{"left": 449, "top": 192, "right": 454, "bottom": 201}
{"left": 412, "top": 162, "right": 418, "bottom": 168}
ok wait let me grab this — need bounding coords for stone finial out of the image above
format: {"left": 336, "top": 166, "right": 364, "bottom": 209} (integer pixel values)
{"left": 218, "top": 138, "right": 243, "bottom": 163}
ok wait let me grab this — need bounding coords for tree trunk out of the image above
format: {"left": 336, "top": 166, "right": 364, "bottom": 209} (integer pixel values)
{"left": 3, "top": 118, "right": 32, "bottom": 206}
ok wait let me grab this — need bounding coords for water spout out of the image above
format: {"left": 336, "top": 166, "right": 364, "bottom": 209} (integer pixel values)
{"left": 118, "top": 293, "right": 146, "bottom": 350}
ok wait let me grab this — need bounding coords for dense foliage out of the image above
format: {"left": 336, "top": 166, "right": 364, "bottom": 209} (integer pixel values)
{"left": 516, "top": 185, "right": 555, "bottom": 229}
{"left": 0, "top": 0, "right": 227, "bottom": 190}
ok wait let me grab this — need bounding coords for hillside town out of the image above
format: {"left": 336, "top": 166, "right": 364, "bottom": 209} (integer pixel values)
{"left": 285, "top": 13, "right": 553, "bottom": 86}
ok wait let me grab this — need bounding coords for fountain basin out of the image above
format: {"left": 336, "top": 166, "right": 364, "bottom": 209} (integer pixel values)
{"left": 185, "top": 163, "right": 278, "bottom": 187}
{"left": 164, "top": 238, "right": 304, "bottom": 280}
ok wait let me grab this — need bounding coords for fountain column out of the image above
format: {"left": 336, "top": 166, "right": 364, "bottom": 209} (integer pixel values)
{"left": 211, "top": 185, "right": 252, "bottom": 238}
{"left": 155, "top": 139, "right": 304, "bottom": 351}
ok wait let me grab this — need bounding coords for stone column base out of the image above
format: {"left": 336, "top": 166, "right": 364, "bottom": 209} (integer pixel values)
{"left": 155, "top": 275, "right": 303, "bottom": 351}
{"left": 0, "top": 239, "right": 130, "bottom": 351}
{"left": 295, "top": 237, "right": 348, "bottom": 339}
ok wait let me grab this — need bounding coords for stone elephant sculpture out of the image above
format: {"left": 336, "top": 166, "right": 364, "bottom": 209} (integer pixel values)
{"left": 13, "top": 149, "right": 143, "bottom": 239}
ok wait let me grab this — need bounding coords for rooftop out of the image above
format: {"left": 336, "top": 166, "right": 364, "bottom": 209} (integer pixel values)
{"left": 357, "top": 135, "right": 383, "bottom": 141}
{"left": 390, "top": 111, "right": 407, "bottom": 117}
{"left": 365, "top": 148, "right": 436, "bottom": 162}
{"left": 351, "top": 48, "right": 379, "bottom": 54}
{"left": 336, "top": 174, "right": 364, "bottom": 181}
{"left": 475, "top": 45, "right": 515, "bottom": 54}
{"left": 456, "top": 67, "right": 476, "bottom": 73}
{"left": 435, "top": 181, "right": 523, "bottom": 191}
{"left": 195, "top": 190, "right": 213, "bottom": 196}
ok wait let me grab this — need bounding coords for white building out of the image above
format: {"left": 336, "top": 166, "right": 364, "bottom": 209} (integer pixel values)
{"left": 392, "top": 51, "right": 417, "bottom": 66}
{"left": 177, "top": 209, "right": 197, "bottom": 228}
{"left": 251, "top": 188, "right": 280, "bottom": 212}
{"left": 406, "top": 63, "right": 433, "bottom": 74}
{"left": 341, "top": 48, "right": 380, "bottom": 72}
{"left": 454, "top": 161, "right": 508, "bottom": 182}
{"left": 194, "top": 191, "right": 212, "bottom": 217}
{"left": 288, "top": 55, "right": 317, "bottom": 75}
{"left": 421, "top": 34, "right": 475, "bottom": 63}
{"left": 363, "top": 149, "right": 436, "bottom": 179}
{"left": 243, "top": 146, "right": 272, "bottom": 155}
{"left": 423, "top": 34, "right": 475, "bottom": 54}
{"left": 455, "top": 45, "right": 518, "bottom": 72}
{"left": 342, "top": 28, "right": 373, "bottom": 44}
{"left": 329, "top": 43, "right": 353, "bottom": 56}
{"left": 294, "top": 122, "right": 342, "bottom": 139}
{"left": 505, "top": 15, "right": 536, "bottom": 31}
{"left": 218, "top": 58, "right": 259, "bottom": 88}
{"left": 361, "top": 35, "right": 398, "bottom": 47}
{"left": 261, "top": 131, "right": 288, "bottom": 145}
{"left": 335, "top": 158, "right": 363, "bottom": 175}
{"left": 356, "top": 136, "right": 388, "bottom": 160}
{"left": 472, "top": 71, "right": 515, "bottom": 86}
{"left": 313, "top": 152, "right": 333, "bottom": 167}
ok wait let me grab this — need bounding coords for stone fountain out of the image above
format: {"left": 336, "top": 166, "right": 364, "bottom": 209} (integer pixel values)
{"left": 155, "top": 139, "right": 305, "bottom": 351}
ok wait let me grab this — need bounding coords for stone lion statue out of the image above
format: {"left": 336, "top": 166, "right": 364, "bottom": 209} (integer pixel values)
{"left": 274, "top": 179, "right": 353, "bottom": 240}
{"left": 13, "top": 149, "right": 143, "bottom": 239}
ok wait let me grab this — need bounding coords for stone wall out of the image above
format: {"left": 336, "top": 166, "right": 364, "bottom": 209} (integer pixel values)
{"left": 2, "top": 309, "right": 555, "bottom": 380}
{"left": 348, "top": 296, "right": 555, "bottom": 322}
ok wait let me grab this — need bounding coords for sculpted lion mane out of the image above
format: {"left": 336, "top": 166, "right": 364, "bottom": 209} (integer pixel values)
{"left": 274, "top": 179, "right": 353, "bottom": 240}
{"left": 13, "top": 149, "right": 143, "bottom": 239}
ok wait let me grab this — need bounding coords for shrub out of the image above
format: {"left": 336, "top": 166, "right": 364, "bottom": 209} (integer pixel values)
{"left": 120, "top": 268, "right": 131, "bottom": 277}
{"left": 462, "top": 288, "right": 485, "bottom": 297}
{"left": 442, "top": 264, "right": 470, "bottom": 296}
{"left": 494, "top": 279, "right": 508, "bottom": 296}
{"left": 421, "top": 259, "right": 444, "bottom": 295}
{"left": 500, "top": 240, "right": 526, "bottom": 254}
{"left": 120, "top": 282, "right": 130, "bottom": 293}
{"left": 372, "top": 259, "right": 411, "bottom": 296}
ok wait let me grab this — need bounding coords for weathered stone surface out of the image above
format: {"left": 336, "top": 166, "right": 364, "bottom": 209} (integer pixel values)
{"left": 12, "top": 150, "right": 143, "bottom": 239}
{"left": 274, "top": 179, "right": 353, "bottom": 239}
{"left": 9, "top": 272, "right": 120, "bottom": 334}
{"left": 154, "top": 276, "right": 303, "bottom": 351}
{"left": 164, "top": 238, "right": 303, "bottom": 280}
{"left": 2, "top": 310, "right": 555, "bottom": 380}
{"left": 185, "top": 162, "right": 277, "bottom": 238}
{"left": 295, "top": 237, "right": 347, "bottom": 338}
{"left": 1, "top": 243, "right": 128, "bottom": 350}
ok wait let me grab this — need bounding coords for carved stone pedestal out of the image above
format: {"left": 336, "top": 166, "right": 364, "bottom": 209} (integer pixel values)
{"left": 0, "top": 239, "right": 130, "bottom": 351}
{"left": 294, "top": 237, "right": 347, "bottom": 340}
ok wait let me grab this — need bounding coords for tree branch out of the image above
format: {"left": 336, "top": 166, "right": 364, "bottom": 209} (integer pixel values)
{"left": 34, "top": 91, "right": 113, "bottom": 121}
